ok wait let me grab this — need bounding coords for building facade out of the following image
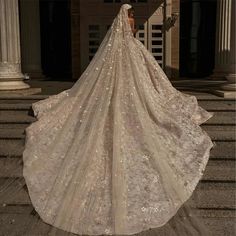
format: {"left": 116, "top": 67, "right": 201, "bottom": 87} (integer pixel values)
{"left": 0, "top": 0, "right": 235, "bottom": 96}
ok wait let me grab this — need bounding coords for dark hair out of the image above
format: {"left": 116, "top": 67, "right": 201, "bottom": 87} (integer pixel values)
{"left": 128, "top": 7, "right": 135, "bottom": 13}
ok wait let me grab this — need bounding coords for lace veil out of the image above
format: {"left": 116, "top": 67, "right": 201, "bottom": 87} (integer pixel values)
{"left": 0, "top": 3, "right": 215, "bottom": 236}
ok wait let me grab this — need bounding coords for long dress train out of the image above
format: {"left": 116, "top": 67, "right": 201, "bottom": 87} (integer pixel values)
{"left": 19, "top": 3, "right": 215, "bottom": 236}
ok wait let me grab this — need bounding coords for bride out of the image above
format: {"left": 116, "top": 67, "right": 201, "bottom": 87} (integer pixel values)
{"left": 22, "top": 3, "right": 215, "bottom": 236}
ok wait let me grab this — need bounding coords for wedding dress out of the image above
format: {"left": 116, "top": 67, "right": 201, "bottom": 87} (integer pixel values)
{"left": 20, "top": 3, "right": 215, "bottom": 236}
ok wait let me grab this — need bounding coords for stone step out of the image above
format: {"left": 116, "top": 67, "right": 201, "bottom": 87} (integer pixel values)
{"left": 0, "top": 92, "right": 234, "bottom": 105}
{"left": 0, "top": 208, "right": 233, "bottom": 236}
{"left": 0, "top": 99, "right": 40, "bottom": 104}
{"left": 202, "top": 125, "right": 236, "bottom": 141}
{"left": 0, "top": 104, "right": 33, "bottom": 120}
{"left": 0, "top": 123, "right": 29, "bottom": 129}
{"left": 1, "top": 204, "right": 234, "bottom": 217}
{"left": 197, "top": 210, "right": 235, "bottom": 236}
{"left": 197, "top": 208, "right": 235, "bottom": 218}
{"left": 0, "top": 124, "right": 234, "bottom": 141}
{"left": 0, "top": 98, "right": 234, "bottom": 110}
{"left": 0, "top": 95, "right": 47, "bottom": 104}
{"left": 0, "top": 140, "right": 234, "bottom": 160}
{"left": 173, "top": 80, "right": 226, "bottom": 87}
{"left": 0, "top": 112, "right": 234, "bottom": 126}
{"left": 0, "top": 93, "right": 234, "bottom": 106}
{"left": 0, "top": 139, "right": 25, "bottom": 157}
{"left": 0, "top": 158, "right": 234, "bottom": 182}
{"left": 0, "top": 178, "right": 234, "bottom": 209}
{"left": 0, "top": 103, "right": 31, "bottom": 110}
{"left": 0, "top": 158, "right": 23, "bottom": 177}
{"left": 203, "top": 160, "right": 235, "bottom": 181}
{"left": 0, "top": 93, "right": 230, "bottom": 102}
{"left": 1, "top": 122, "right": 235, "bottom": 136}
{"left": 194, "top": 182, "right": 236, "bottom": 209}
{"left": 184, "top": 91, "right": 236, "bottom": 101}
{"left": 176, "top": 87, "right": 217, "bottom": 94}
{"left": 0, "top": 129, "right": 25, "bottom": 139}
{"left": 0, "top": 99, "right": 234, "bottom": 111}
{"left": 198, "top": 100, "right": 236, "bottom": 111}
{"left": 0, "top": 115, "right": 36, "bottom": 125}
{"left": 202, "top": 111, "right": 235, "bottom": 125}
{"left": 210, "top": 141, "right": 236, "bottom": 160}
{"left": 0, "top": 209, "right": 234, "bottom": 236}
{"left": 0, "top": 109, "right": 31, "bottom": 117}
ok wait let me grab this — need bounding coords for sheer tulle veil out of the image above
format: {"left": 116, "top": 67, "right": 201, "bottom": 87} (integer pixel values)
{"left": 0, "top": 3, "right": 215, "bottom": 236}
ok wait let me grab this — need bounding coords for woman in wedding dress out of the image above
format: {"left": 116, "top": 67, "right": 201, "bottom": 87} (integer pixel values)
{"left": 19, "top": 3, "right": 215, "bottom": 236}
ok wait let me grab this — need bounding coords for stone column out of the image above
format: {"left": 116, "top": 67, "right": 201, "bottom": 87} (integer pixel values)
{"left": 0, "top": 0, "right": 29, "bottom": 90}
{"left": 20, "top": 0, "right": 44, "bottom": 78}
{"left": 212, "top": 0, "right": 236, "bottom": 97}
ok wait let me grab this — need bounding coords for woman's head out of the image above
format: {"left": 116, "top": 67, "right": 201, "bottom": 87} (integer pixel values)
{"left": 128, "top": 7, "right": 135, "bottom": 18}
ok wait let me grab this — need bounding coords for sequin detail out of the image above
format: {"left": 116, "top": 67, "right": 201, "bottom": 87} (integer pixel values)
{"left": 23, "top": 3, "right": 214, "bottom": 236}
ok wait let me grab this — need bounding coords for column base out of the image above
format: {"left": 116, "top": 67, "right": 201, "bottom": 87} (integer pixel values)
{"left": 210, "top": 71, "right": 228, "bottom": 81}
{"left": 221, "top": 72, "right": 236, "bottom": 90}
{"left": 0, "top": 80, "right": 30, "bottom": 90}
{"left": 0, "top": 87, "right": 41, "bottom": 97}
{"left": 226, "top": 74, "right": 236, "bottom": 83}
{"left": 210, "top": 89, "right": 236, "bottom": 99}
{"left": 220, "top": 83, "right": 236, "bottom": 91}
{"left": 209, "top": 72, "right": 236, "bottom": 98}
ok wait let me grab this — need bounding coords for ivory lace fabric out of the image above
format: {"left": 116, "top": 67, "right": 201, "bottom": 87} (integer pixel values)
{"left": 22, "top": 4, "right": 215, "bottom": 235}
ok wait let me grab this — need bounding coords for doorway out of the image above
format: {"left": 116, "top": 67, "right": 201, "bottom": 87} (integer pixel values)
{"left": 180, "top": 0, "right": 217, "bottom": 78}
{"left": 79, "top": 1, "right": 165, "bottom": 73}
{"left": 39, "top": 0, "right": 72, "bottom": 79}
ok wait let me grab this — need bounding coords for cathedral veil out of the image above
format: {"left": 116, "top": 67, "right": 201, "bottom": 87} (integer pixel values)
{"left": 0, "top": 3, "right": 216, "bottom": 235}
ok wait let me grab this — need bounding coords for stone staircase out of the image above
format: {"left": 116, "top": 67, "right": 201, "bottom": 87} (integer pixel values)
{"left": 0, "top": 93, "right": 235, "bottom": 235}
